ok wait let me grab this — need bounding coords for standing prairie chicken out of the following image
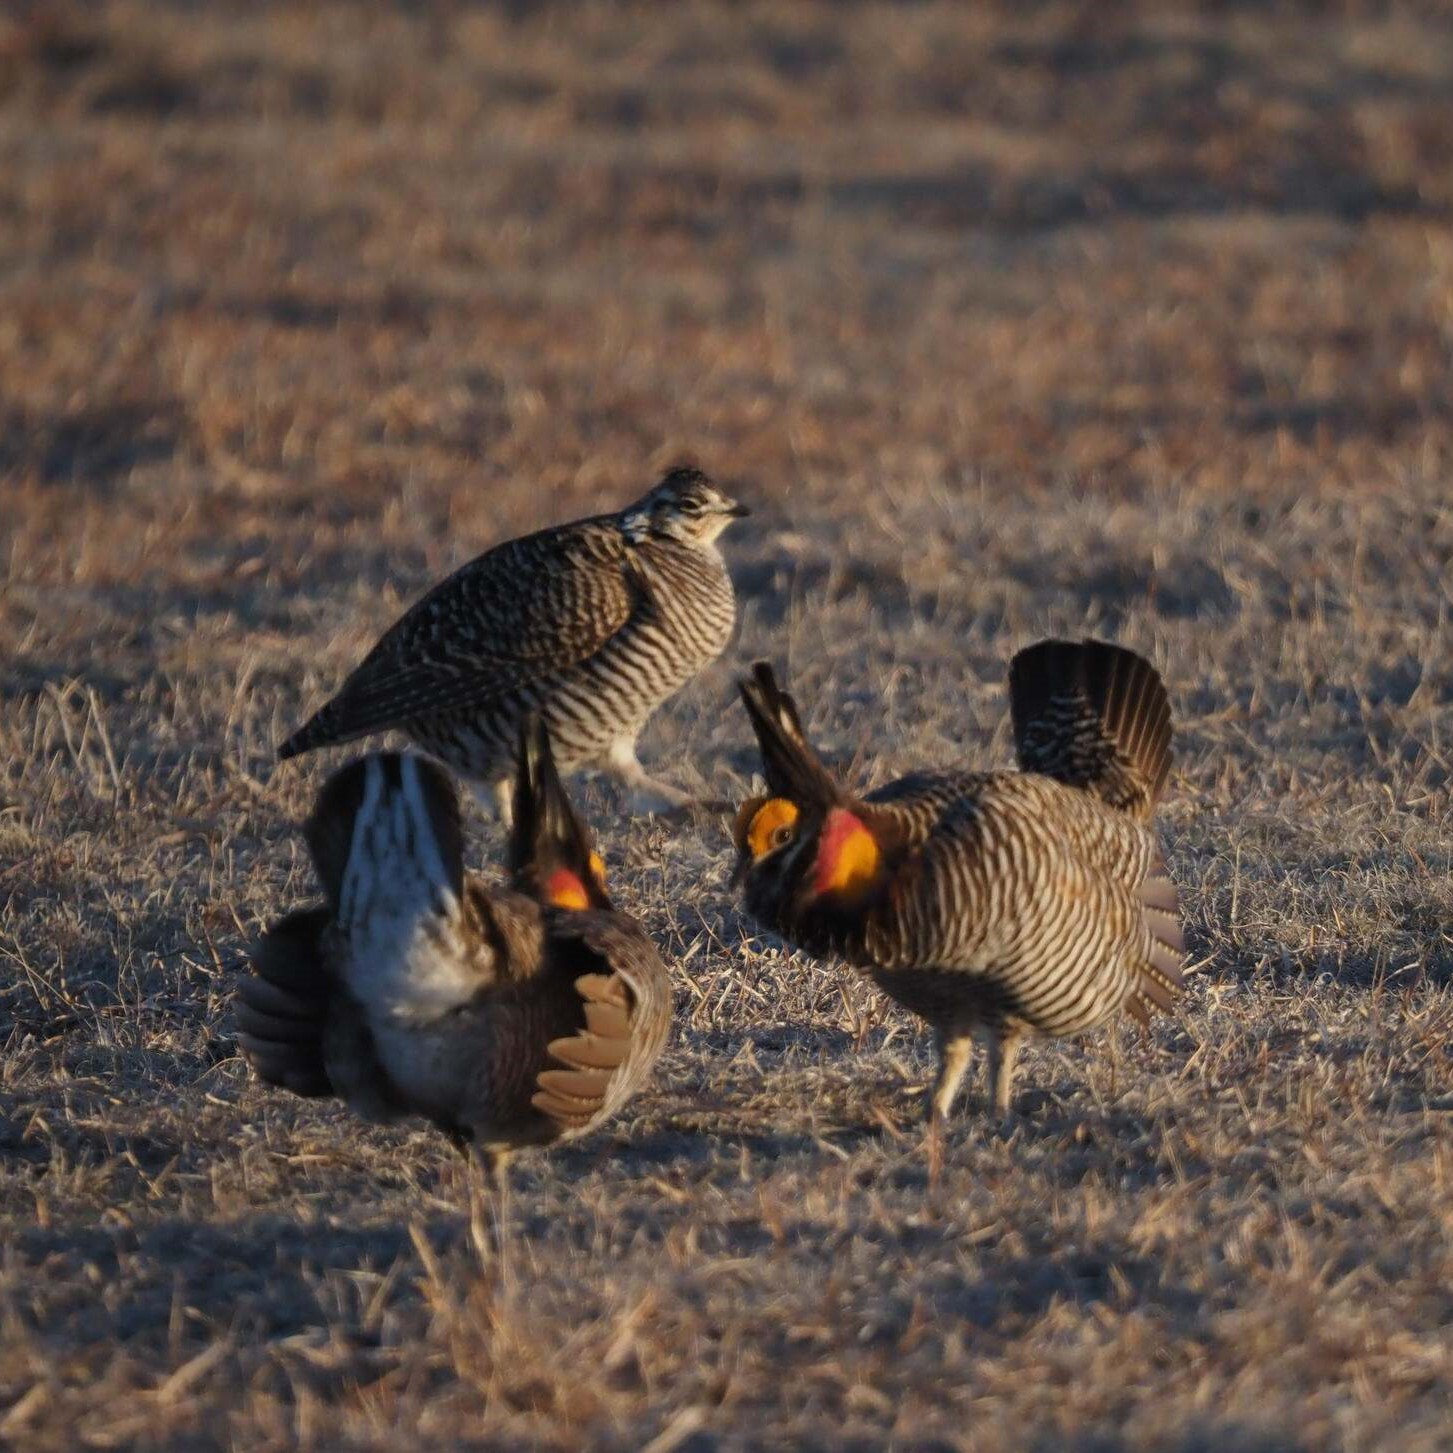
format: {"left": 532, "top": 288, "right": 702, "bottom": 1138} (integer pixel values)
{"left": 236, "top": 722, "right": 673, "bottom": 1181}
{"left": 278, "top": 467, "right": 748, "bottom": 819}
{"left": 731, "top": 640, "right": 1185, "bottom": 1128}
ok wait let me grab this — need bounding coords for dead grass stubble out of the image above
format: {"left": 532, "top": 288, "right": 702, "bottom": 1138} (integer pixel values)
{"left": 4, "top": 3, "right": 1453, "bottom": 1450}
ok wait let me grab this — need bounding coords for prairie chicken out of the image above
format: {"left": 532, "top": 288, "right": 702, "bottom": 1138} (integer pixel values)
{"left": 279, "top": 467, "right": 748, "bottom": 819}
{"left": 732, "top": 639, "right": 1185, "bottom": 1127}
{"left": 236, "top": 723, "right": 673, "bottom": 1179}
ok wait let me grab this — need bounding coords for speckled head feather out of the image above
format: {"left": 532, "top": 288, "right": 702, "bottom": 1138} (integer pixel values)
{"left": 619, "top": 465, "right": 750, "bottom": 545}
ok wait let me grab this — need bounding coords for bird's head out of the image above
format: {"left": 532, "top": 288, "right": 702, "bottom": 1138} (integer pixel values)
{"left": 730, "top": 663, "right": 887, "bottom": 919}
{"left": 731, "top": 795, "right": 884, "bottom": 909}
{"left": 620, "top": 466, "right": 749, "bottom": 547}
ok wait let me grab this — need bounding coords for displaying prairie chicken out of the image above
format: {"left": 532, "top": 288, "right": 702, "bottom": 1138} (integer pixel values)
{"left": 731, "top": 640, "right": 1185, "bottom": 1128}
{"left": 279, "top": 466, "right": 748, "bottom": 820}
{"left": 236, "top": 723, "right": 673, "bottom": 1180}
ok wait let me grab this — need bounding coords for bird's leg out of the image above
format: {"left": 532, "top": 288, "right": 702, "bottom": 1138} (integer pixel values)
{"left": 603, "top": 738, "right": 693, "bottom": 816}
{"left": 987, "top": 1027, "right": 1023, "bottom": 1124}
{"left": 489, "top": 776, "right": 515, "bottom": 829}
{"left": 468, "top": 1144, "right": 515, "bottom": 1283}
{"left": 924, "top": 1027, "right": 974, "bottom": 1189}
{"left": 930, "top": 1027, "right": 975, "bottom": 1121}
{"left": 927, "top": 1107, "right": 946, "bottom": 1195}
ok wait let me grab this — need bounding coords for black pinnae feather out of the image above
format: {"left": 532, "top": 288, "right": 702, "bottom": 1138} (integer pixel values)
{"left": 738, "top": 662, "right": 840, "bottom": 809}
{"left": 509, "top": 716, "right": 605, "bottom": 902}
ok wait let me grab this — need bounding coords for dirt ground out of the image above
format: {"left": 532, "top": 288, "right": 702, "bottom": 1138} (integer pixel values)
{"left": 3, "top": 3, "right": 1453, "bottom": 1449}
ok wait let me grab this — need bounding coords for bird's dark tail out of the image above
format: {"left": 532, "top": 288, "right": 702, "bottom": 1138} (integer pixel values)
{"left": 1008, "top": 638, "right": 1173, "bottom": 820}
{"left": 235, "top": 907, "right": 335, "bottom": 1097}
{"left": 302, "top": 753, "right": 466, "bottom": 912}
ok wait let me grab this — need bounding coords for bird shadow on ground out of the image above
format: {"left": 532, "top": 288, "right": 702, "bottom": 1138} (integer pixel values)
{"left": 7, "top": 1210, "right": 426, "bottom": 1352}
{"left": 1048, "top": 1431, "right": 1314, "bottom": 1453}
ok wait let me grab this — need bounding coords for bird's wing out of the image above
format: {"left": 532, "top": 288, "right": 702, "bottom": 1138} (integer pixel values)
{"left": 280, "top": 525, "right": 639, "bottom": 755}
{"left": 862, "top": 769, "right": 993, "bottom": 844}
{"left": 237, "top": 914, "right": 410, "bottom": 1122}
{"left": 1122, "top": 838, "right": 1186, "bottom": 1025}
{"left": 531, "top": 916, "right": 673, "bottom": 1133}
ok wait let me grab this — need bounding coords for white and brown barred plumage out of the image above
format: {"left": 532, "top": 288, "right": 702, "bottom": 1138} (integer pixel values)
{"left": 731, "top": 640, "right": 1185, "bottom": 1123}
{"left": 279, "top": 467, "right": 748, "bottom": 818}
{"left": 236, "top": 724, "right": 673, "bottom": 1173}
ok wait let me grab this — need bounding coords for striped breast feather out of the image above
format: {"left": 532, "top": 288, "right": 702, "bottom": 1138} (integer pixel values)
{"left": 279, "top": 525, "right": 640, "bottom": 757}
{"left": 637, "top": 546, "right": 738, "bottom": 654}
{"left": 531, "top": 916, "right": 672, "bottom": 1132}
{"left": 1009, "top": 638, "right": 1172, "bottom": 822}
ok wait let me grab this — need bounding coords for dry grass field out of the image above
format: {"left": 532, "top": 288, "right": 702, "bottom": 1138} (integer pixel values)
{"left": 3, "top": 2, "right": 1453, "bottom": 1448}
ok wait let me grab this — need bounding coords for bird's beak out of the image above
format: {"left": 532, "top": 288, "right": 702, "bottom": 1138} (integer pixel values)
{"left": 723, "top": 499, "right": 751, "bottom": 518}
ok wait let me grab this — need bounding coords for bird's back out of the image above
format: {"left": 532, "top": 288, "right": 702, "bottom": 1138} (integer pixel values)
{"left": 856, "top": 773, "right": 1161, "bottom": 1034}
{"left": 278, "top": 517, "right": 634, "bottom": 761}
{"left": 278, "top": 476, "right": 742, "bottom": 788}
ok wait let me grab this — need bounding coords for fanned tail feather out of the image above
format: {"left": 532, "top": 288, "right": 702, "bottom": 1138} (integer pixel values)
{"left": 1009, "top": 638, "right": 1173, "bottom": 820}
{"left": 235, "top": 907, "right": 335, "bottom": 1097}
{"left": 303, "top": 753, "right": 465, "bottom": 911}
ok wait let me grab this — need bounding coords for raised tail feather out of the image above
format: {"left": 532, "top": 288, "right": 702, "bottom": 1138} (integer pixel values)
{"left": 508, "top": 717, "right": 608, "bottom": 908}
{"left": 303, "top": 753, "right": 466, "bottom": 911}
{"left": 738, "top": 662, "right": 840, "bottom": 809}
{"left": 235, "top": 907, "right": 335, "bottom": 1097}
{"left": 1009, "top": 638, "right": 1173, "bottom": 821}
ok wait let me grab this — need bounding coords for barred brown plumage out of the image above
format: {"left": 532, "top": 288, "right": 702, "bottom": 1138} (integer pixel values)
{"left": 235, "top": 722, "right": 673, "bottom": 1184}
{"left": 278, "top": 467, "right": 748, "bottom": 819}
{"left": 732, "top": 639, "right": 1186, "bottom": 1133}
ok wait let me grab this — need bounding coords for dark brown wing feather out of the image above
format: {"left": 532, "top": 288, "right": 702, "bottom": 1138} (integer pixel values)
{"left": 1009, "top": 638, "right": 1172, "bottom": 821}
{"left": 279, "top": 524, "right": 638, "bottom": 758}
{"left": 235, "top": 906, "right": 335, "bottom": 1097}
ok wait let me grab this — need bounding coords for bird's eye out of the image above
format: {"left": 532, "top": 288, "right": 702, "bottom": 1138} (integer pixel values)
{"left": 680, "top": 498, "right": 705, "bottom": 514}
{"left": 771, "top": 823, "right": 794, "bottom": 848}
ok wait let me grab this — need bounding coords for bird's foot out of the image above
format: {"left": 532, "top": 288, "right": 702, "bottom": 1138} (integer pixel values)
{"left": 925, "top": 1108, "right": 947, "bottom": 1195}
{"left": 626, "top": 779, "right": 695, "bottom": 817}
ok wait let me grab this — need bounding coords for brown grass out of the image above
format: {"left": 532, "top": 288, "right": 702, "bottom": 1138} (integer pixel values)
{"left": 3, "top": 2, "right": 1453, "bottom": 1448}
